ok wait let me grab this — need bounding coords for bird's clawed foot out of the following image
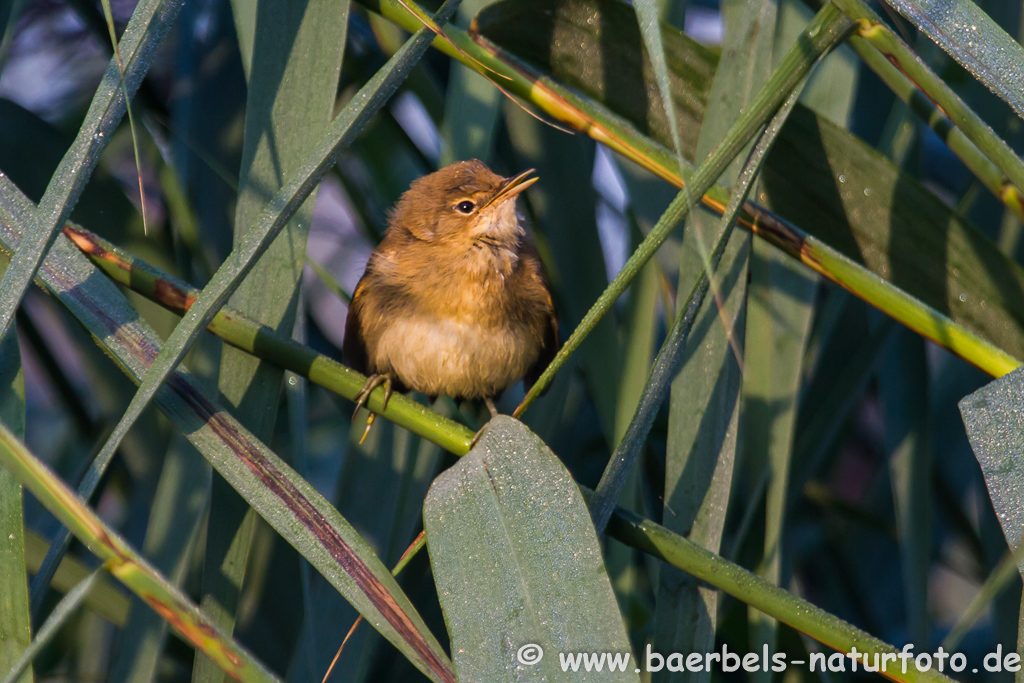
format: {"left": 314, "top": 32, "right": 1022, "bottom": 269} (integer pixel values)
{"left": 352, "top": 374, "right": 393, "bottom": 445}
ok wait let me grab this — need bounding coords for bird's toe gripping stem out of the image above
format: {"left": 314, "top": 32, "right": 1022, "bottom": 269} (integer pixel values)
{"left": 352, "top": 374, "right": 393, "bottom": 444}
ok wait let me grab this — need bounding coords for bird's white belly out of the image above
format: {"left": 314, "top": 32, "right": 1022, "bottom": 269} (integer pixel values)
{"left": 373, "top": 316, "right": 537, "bottom": 398}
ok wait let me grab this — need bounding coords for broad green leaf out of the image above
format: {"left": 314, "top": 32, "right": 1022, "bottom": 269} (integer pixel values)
{"left": 424, "top": 416, "right": 637, "bottom": 683}
{"left": 0, "top": 177, "right": 456, "bottom": 683}
{"left": 960, "top": 366, "right": 1024, "bottom": 575}
{"left": 0, "top": 0, "right": 181, "bottom": 342}
{"left": 881, "top": 0, "right": 1024, "bottom": 123}
{"left": 195, "top": 1, "right": 349, "bottom": 680}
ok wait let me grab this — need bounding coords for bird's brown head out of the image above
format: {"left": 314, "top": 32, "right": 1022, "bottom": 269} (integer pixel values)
{"left": 387, "top": 159, "right": 537, "bottom": 246}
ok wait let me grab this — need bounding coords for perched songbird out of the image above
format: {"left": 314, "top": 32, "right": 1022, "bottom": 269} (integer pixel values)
{"left": 344, "top": 160, "right": 559, "bottom": 435}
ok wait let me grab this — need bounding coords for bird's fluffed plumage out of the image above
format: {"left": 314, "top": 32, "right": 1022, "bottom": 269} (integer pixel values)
{"left": 344, "top": 160, "right": 558, "bottom": 402}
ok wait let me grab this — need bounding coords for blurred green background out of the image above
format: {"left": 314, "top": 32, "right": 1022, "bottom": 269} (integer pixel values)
{"left": 2, "top": 0, "right": 1024, "bottom": 680}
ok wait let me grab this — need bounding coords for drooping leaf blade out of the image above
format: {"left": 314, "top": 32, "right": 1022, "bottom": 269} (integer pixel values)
{"left": 424, "top": 416, "right": 637, "bottom": 683}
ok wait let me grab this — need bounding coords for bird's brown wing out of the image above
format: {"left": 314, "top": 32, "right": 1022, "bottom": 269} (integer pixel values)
{"left": 343, "top": 278, "right": 370, "bottom": 375}
{"left": 525, "top": 306, "right": 559, "bottom": 396}
{"left": 524, "top": 240, "right": 565, "bottom": 395}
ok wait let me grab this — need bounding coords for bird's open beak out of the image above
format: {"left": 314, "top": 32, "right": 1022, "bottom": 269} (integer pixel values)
{"left": 484, "top": 169, "right": 538, "bottom": 209}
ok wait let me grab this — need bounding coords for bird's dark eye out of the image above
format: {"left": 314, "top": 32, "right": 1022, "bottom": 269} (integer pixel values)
{"left": 454, "top": 200, "right": 475, "bottom": 214}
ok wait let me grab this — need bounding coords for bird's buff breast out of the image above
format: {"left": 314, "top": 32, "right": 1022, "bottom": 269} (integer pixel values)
{"left": 371, "top": 315, "right": 538, "bottom": 399}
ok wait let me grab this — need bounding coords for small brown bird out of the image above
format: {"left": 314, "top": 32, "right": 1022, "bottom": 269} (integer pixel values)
{"left": 344, "top": 160, "right": 559, "bottom": 436}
